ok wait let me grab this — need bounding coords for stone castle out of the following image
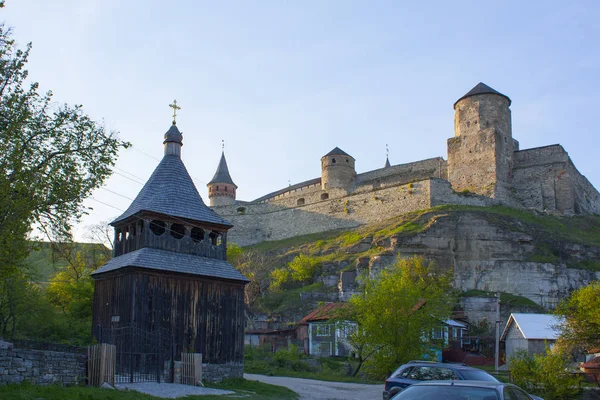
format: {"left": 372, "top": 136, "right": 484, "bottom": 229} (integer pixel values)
{"left": 206, "top": 83, "right": 600, "bottom": 247}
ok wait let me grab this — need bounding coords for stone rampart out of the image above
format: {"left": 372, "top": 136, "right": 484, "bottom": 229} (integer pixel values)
{"left": 355, "top": 157, "right": 447, "bottom": 187}
{"left": 513, "top": 144, "right": 600, "bottom": 214}
{"left": 217, "top": 180, "right": 434, "bottom": 246}
{"left": 0, "top": 347, "right": 86, "bottom": 385}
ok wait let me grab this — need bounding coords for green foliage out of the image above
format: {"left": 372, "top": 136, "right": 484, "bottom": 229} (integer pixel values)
{"left": 554, "top": 281, "right": 600, "bottom": 353}
{"left": 289, "top": 254, "right": 321, "bottom": 283}
{"left": 269, "top": 267, "right": 292, "bottom": 291}
{"left": 348, "top": 256, "right": 456, "bottom": 379}
{"left": 0, "top": 22, "right": 125, "bottom": 343}
{"left": 509, "top": 348, "right": 581, "bottom": 400}
{"left": 340, "top": 232, "right": 362, "bottom": 246}
{"left": 244, "top": 345, "right": 374, "bottom": 383}
{"left": 269, "top": 254, "right": 321, "bottom": 291}
{"left": 261, "top": 282, "right": 325, "bottom": 314}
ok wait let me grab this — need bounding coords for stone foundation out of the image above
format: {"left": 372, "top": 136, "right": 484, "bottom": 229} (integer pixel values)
{"left": 202, "top": 363, "right": 243, "bottom": 383}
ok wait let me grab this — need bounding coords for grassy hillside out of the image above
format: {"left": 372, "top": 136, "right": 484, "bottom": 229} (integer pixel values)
{"left": 237, "top": 205, "right": 600, "bottom": 316}
{"left": 244, "top": 204, "right": 600, "bottom": 269}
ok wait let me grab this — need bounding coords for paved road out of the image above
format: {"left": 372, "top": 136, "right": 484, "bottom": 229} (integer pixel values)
{"left": 244, "top": 374, "right": 384, "bottom": 400}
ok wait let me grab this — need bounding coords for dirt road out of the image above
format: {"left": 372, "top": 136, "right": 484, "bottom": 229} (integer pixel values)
{"left": 244, "top": 373, "right": 384, "bottom": 400}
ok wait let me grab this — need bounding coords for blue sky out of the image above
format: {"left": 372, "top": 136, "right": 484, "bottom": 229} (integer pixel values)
{"left": 3, "top": 1, "right": 600, "bottom": 241}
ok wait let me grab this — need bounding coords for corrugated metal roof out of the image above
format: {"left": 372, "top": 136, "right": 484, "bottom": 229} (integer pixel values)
{"left": 298, "top": 303, "right": 346, "bottom": 324}
{"left": 92, "top": 247, "right": 248, "bottom": 282}
{"left": 501, "top": 313, "right": 562, "bottom": 341}
{"left": 112, "top": 155, "right": 232, "bottom": 227}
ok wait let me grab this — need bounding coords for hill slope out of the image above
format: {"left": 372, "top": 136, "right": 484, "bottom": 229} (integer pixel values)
{"left": 242, "top": 205, "right": 600, "bottom": 321}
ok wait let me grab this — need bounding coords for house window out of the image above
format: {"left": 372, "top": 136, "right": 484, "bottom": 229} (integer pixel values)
{"left": 320, "top": 193, "right": 329, "bottom": 200}
{"left": 432, "top": 327, "right": 444, "bottom": 340}
{"left": 111, "top": 315, "right": 120, "bottom": 323}
{"left": 316, "top": 324, "right": 331, "bottom": 336}
{"left": 297, "top": 198, "right": 305, "bottom": 206}
{"left": 332, "top": 158, "right": 336, "bottom": 164}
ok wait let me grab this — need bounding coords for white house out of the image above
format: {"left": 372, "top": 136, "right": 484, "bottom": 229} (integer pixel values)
{"left": 501, "top": 313, "right": 562, "bottom": 364}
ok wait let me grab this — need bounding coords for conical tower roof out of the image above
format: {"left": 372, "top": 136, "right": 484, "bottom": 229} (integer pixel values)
{"left": 208, "top": 152, "right": 237, "bottom": 188}
{"left": 323, "top": 147, "right": 352, "bottom": 158}
{"left": 112, "top": 125, "right": 232, "bottom": 227}
{"left": 454, "top": 82, "right": 511, "bottom": 107}
{"left": 384, "top": 156, "right": 391, "bottom": 168}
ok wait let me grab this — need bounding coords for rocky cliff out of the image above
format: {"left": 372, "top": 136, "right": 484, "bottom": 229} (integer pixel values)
{"left": 244, "top": 205, "right": 600, "bottom": 325}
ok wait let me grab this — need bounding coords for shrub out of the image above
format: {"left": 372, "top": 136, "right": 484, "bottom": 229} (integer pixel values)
{"left": 288, "top": 254, "right": 321, "bottom": 284}
{"left": 509, "top": 348, "right": 581, "bottom": 400}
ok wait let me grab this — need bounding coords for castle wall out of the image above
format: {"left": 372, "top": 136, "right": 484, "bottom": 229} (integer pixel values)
{"left": 216, "top": 180, "right": 434, "bottom": 246}
{"left": 513, "top": 145, "right": 600, "bottom": 215}
{"left": 355, "top": 157, "right": 447, "bottom": 188}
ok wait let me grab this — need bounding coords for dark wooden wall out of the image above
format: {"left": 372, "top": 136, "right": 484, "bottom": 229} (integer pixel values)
{"left": 92, "top": 268, "right": 246, "bottom": 364}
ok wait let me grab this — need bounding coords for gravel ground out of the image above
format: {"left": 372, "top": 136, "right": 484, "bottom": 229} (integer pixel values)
{"left": 116, "top": 382, "right": 234, "bottom": 398}
{"left": 244, "top": 373, "right": 384, "bottom": 400}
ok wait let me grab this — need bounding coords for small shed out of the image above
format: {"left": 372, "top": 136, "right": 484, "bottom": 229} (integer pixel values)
{"left": 501, "top": 313, "right": 561, "bottom": 364}
{"left": 296, "top": 303, "right": 356, "bottom": 357}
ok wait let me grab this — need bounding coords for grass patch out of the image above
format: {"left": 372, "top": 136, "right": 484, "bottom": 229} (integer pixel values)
{"left": 0, "top": 379, "right": 298, "bottom": 400}
{"left": 340, "top": 232, "right": 362, "bottom": 247}
{"left": 245, "top": 346, "right": 378, "bottom": 384}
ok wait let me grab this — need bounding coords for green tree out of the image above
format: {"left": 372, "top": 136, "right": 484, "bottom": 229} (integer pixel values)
{"left": 0, "top": 20, "right": 128, "bottom": 250}
{"left": 348, "top": 256, "right": 455, "bottom": 378}
{"left": 509, "top": 348, "right": 581, "bottom": 400}
{"left": 554, "top": 281, "right": 600, "bottom": 354}
{"left": 46, "top": 243, "right": 107, "bottom": 344}
{"left": 0, "top": 15, "right": 126, "bottom": 341}
{"left": 228, "top": 244, "right": 271, "bottom": 305}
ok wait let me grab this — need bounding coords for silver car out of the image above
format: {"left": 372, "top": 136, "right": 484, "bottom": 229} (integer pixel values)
{"left": 389, "top": 380, "right": 544, "bottom": 400}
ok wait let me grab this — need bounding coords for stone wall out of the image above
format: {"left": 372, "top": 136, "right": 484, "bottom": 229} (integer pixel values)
{"left": 0, "top": 347, "right": 86, "bottom": 385}
{"left": 202, "top": 363, "right": 243, "bottom": 383}
{"left": 513, "top": 144, "right": 600, "bottom": 215}
{"left": 217, "top": 179, "right": 434, "bottom": 246}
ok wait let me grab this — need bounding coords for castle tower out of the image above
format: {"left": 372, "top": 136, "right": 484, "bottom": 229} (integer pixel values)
{"left": 321, "top": 147, "right": 356, "bottom": 190}
{"left": 207, "top": 152, "right": 237, "bottom": 206}
{"left": 447, "top": 82, "right": 514, "bottom": 198}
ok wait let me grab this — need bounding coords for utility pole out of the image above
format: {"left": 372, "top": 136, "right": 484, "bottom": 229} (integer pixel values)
{"left": 495, "top": 292, "right": 501, "bottom": 372}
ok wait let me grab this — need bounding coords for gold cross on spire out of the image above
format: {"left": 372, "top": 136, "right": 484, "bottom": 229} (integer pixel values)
{"left": 169, "top": 100, "right": 181, "bottom": 124}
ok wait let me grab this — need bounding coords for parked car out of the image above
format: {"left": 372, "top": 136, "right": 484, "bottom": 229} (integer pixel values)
{"left": 389, "top": 380, "right": 544, "bottom": 400}
{"left": 383, "top": 361, "right": 499, "bottom": 400}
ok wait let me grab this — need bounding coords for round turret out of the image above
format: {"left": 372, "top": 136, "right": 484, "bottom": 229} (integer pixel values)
{"left": 207, "top": 152, "right": 237, "bottom": 206}
{"left": 448, "top": 82, "right": 514, "bottom": 197}
{"left": 321, "top": 147, "right": 356, "bottom": 190}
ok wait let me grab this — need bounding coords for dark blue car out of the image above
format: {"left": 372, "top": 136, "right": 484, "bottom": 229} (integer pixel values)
{"left": 383, "top": 361, "right": 499, "bottom": 400}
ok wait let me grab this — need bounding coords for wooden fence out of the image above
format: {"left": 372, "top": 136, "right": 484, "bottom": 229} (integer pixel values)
{"left": 88, "top": 343, "right": 116, "bottom": 386}
{"left": 181, "top": 353, "right": 202, "bottom": 386}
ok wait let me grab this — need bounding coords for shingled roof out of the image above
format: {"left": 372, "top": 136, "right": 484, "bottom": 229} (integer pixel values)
{"left": 324, "top": 147, "right": 352, "bottom": 158}
{"left": 91, "top": 247, "right": 248, "bottom": 282}
{"left": 454, "top": 82, "right": 512, "bottom": 107}
{"left": 112, "top": 154, "right": 232, "bottom": 227}
{"left": 208, "top": 152, "right": 237, "bottom": 187}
